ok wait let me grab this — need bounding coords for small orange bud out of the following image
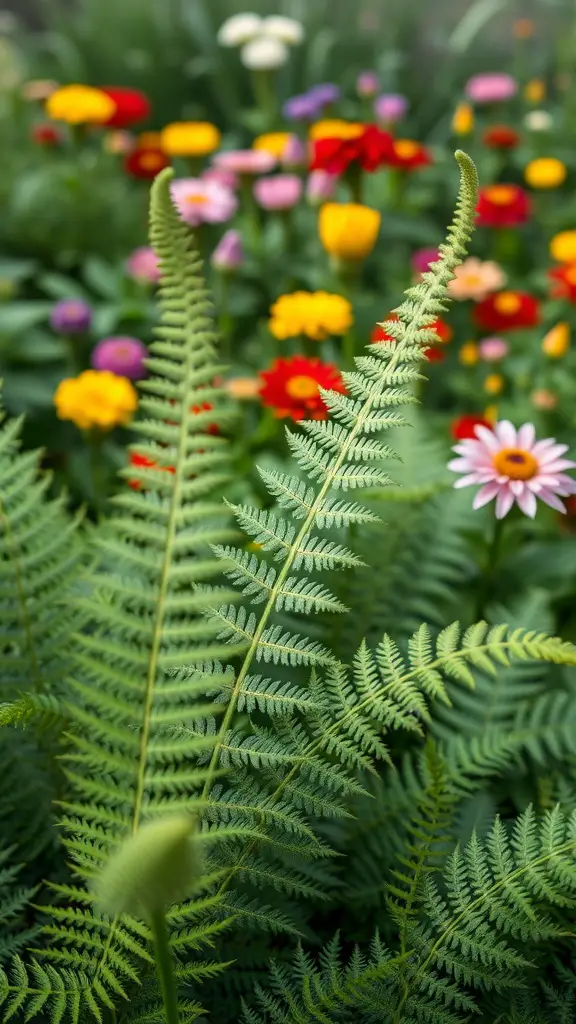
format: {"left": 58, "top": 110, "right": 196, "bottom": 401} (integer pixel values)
{"left": 459, "top": 341, "right": 479, "bottom": 366}
{"left": 484, "top": 373, "right": 504, "bottom": 395}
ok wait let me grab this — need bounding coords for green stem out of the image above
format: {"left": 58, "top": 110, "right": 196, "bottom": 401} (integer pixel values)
{"left": 474, "top": 515, "right": 505, "bottom": 621}
{"left": 86, "top": 430, "right": 106, "bottom": 520}
{"left": 250, "top": 69, "right": 276, "bottom": 126}
{"left": 240, "top": 176, "right": 261, "bottom": 253}
{"left": 216, "top": 273, "right": 233, "bottom": 364}
{"left": 149, "top": 907, "right": 180, "bottom": 1024}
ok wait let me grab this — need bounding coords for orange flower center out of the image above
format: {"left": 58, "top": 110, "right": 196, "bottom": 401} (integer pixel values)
{"left": 484, "top": 184, "right": 516, "bottom": 206}
{"left": 185, "top": 193, "right": 209, "bottom": 204}
{"left": 494, "top": 291, "right": 521, "bottom": 314}
{"left": 462, "top": 273, "right": 482, "bottom": 287}
{"left": 493, "top": 448, "right": 538, "bottom": 480}
{"left": 395, "top": 139, "right": 419, "bottom": 159}
{"left": 286, "top": 374, "right": 319, "bottom": 400}
{"left": 139, "top": 152, "right": 164, "bottom": 170}
{"left": 564, "top": 266, "right": 576, "bottom": 286}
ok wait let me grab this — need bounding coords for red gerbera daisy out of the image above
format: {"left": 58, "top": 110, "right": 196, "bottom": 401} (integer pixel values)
{"left": 476, "top": 184, "right": 531, "bottom": 227}
{"left": 450, "top": 414, "right": 492, "bottom": 441}
{"left": 474, "top": 290, "right": 540, "bottom": 332}
{"left": 124, "top": 147, "right": 169, "bottom": 179}
{"left": 31, "top": 122, "right": 63, "bottom": 146}
{"left": 259, "top": 356, "right": 346, "bottom": 421}
{"left": 371, "top": 314, "right": 452, "bottom": 346}
{"left": 549, "top": 263, "right": 576, "bottom": 303}
{"left": 387, "top": 138, "right": 432, "bottom": 171}
{"left": 128, "top": 451, "right": 175, "bottom": 490}
{"left": 310, "top": 124, "right": 394, "bottom": 175}
{"left": 101, "top": 87, "right": 151, "bottom": 128}
{"left": 482, "top": 125, "right": 521, "bottom": 150}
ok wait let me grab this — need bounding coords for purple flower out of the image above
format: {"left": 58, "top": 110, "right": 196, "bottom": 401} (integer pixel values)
{"left": 411, "top": 246, "right": 440, "bottom": 276}
{"left": 281, "top": 134, "right": 306, "bottom": 167}
{"left": 253, "top": 173, "right": 303, "bottom": 210}
{"left": 91, "top": 336, "right": 148, "bottom": 380}
{"left": 282, "top": 93, "right": 321, "bottom": 121}
{"left": 374, "top": 92, "right": 408, "bottom": 124}
{"left": 465, "top": 72, "right": 517, "bottom": 104}
{"left": 211, "top": 229, "right": 244, "bottom": 271}
{"left": 50, "top": 298, "right": 92, "bottom": 335}
{"left": 306, "top": 169, "right": 338, "bottom": 205}
{"left": 356, "top": 71, "right": 380, "bottom": 97}
{"left": 125, "top": 246, "right": 160, "bottom": 285}
{"left": 308, "top": 83, "right": 340, "bottom": 106}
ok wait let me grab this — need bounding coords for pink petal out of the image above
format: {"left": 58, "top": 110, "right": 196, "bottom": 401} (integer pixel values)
{"left": 496, "top": 486, "right": 515, "bottom": 519}
{"left": 448, "top": 457, "right": 475, "bottom": 472}
{"left": 509, "top": 479, "right": 524, "bottom": 496}
{"left": 474, "top": 425, "right": 500, "bottom": 451}
{"left": 538, "top": 488, "right": 568, "bottom": 513}
{"left": 472, "top": 481, "right": 501, "bottom": 509}
{"left": 539, "top": 458, "right": 576, "bottom": 473}
{"left": 516, "top": 423, "right": 535, "bottom": 450}
{"left": 515, "top": 488, "right": 537, "bottom": 518}
{"left": 454, "top": 472, "right": 485, "bottom": 488}
{"left": 532, "top": 439, "right": 563, "bottom": 458}
{"left": 495, "top": 420, "right": 517, "bottom": 448}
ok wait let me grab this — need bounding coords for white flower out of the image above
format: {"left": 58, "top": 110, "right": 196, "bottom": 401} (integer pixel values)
{"left": 241, "top": 36, "right": 288, "bottom": 70}
{"left": 261, "top": 15, "right": 304, "bottom": 45}
{"left": 217, "top": 12, "right": 263, "bottom": 47}
{"left": 524, "top": 110, "right": 553, "bottom": 132}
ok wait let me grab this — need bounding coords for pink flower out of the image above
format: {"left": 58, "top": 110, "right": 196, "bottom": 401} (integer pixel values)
{"left": 356, "top": 71, "right": 380, "bottom": 97}
{"left": 306, "top": 169, "right": 338, "bottom": 205}
{"left": 447, "top": 256, "right": 507, "bottom": 301}
{"left": 170, "top": 177, "right": 238, "bottom": 227}
{"left": 478, "top": 337, "right": 509, "bottom": 361}
{"left": 465, "top": 72, "right": 517, "bottom": 104}
{"left": 374, "top": 93, "right": 408, "bottom": 123}
{"left": 125, "top": 246, "right": 160, "bottom": 285}
{"left": 253, "top": 173, "right": 302, "bottom": 210}
{"left": 212, "top": 149, "right": 276, "bottom": 175}
{"left": 448, "top": 420, "right": 576, "bottom": 518}
{"left": 202, "top": 166, "right": 239, "bottom": 190}
{"left": 211, "top": 229, "right": 244, "bottom": 271}
{"left": 281, "top": 134, "right": 306, "bottom": 167}
{"left": 411, "top": 247, "right": 440, "bottom": 277}
{"left": 91, "top": 336, "right": 148, "bottom": 380}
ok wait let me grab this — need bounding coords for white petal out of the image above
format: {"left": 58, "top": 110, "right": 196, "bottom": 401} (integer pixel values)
{"left": 472, "top": 481, "right": 501, "bottom": 509}
{"left": 495, "top": 487, "right": 515, "bottom": 519}
{"left": 516, "top": 423, "right": 536, "bottom": 450}
{"left": 474, "top": 425, "right": 500, "bottom": 451}
{"left": 539, "top": 458, "right": 576, "bottom": 473}
{"left": 532, "top": 439, "right": 563, "bottom": 458}
{"left": 538, "top": 444, "right": 570, "bottom": 464}
{"left": 516, "top": 488, "right": 537, "bottom": 517}
{"left": 495, "top": 420, "right": 517, "bottom": 448}
{"left": 448, "top": 457, "right": 474, "bottom": 472}
{"left": 509, "top": 479, "right": 524, "bottom": 496}
{"left": 454, "top": 473, "right": 484, "bottom": 489}
{"left": 538, "top": 488, "right": 567, "bottom": 512}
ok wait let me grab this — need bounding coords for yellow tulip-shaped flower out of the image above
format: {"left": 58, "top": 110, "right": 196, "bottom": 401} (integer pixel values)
{"left": 524, "top": 157, "right": 567, "bottom": 189}
{"left": 46, "top": 84, "right": 116, "bottom": 124}
{"left": 542, "top": 322, "right": 570, "bottom": 358}
{"left": 452, "top": 102, "right": 474, "bottom": 136}
{"left": 160, "top": 121, "right": 221, "bottom": 157}
{"left": 319, "top": 203, "right": 381, "bottom": 262}
{"left": 550, "top": 231, "right": 576, "bottom": 264}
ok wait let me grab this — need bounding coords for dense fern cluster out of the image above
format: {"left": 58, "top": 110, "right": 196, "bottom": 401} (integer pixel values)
{"left": 1, "top": 155, "right": 576, "bottom": 1024}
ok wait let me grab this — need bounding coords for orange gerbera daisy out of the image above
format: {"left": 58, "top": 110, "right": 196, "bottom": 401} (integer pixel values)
{"left": 549, "top": 263, "right": 576, "bottom": 303}
{"left": 476, "top": 184, "right": 531, "bottom": 227}
{"left": 259, "top": 356, "right": 346, "bottom": 421}
{"left": 387, "top": 138, "right": 432, "bottom": 170}
{"left": 371, "top": 313, "right": 452, "bottom": 354}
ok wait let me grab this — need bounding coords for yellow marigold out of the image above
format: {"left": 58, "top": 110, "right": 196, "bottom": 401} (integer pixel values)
{"left": 54, "top": 370, "right": 138, "bottom": 431}
{"left": 524, "top": 78, "right": 545, "bottom": 104}
{"left": 253, "top": 132, "right": 291, "bottom": 157}
{"left": 452, "top": 102, "right": 474, "bottom": 136}
{"left": 542, "top": 322, "right": 570, "bottom": 358}
{"left": 550, "top": 230, "right": 576, "bottom": 263}
{"left": 524, "top": 157, "right": 567, "bottom": 189}
{"left": 46, "top": 84, "right": 116, "bottom": 125}
{"left": 484, "top": 373, "right": 504, "bottom": 395}
{"left": 160, "top": 121, "right": 221, "bottom": 157}
{"left": 269, "top": 291, "right": 353, "bottom": 341}
{"left": 309, "top": 119, "right": 364, "bottom": 141}
{"left": 459, "top": 342, "right": 479, "bottom": 366}
{"left": 318, "top": 203, "right": 381, "bottom": 262}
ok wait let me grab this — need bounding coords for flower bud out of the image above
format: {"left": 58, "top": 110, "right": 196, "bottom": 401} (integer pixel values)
{"left": 211, "top": 229, "right": 244, "bottom": 272}
{"left": 542, "top": 322, "right": 570, "bottom": 358}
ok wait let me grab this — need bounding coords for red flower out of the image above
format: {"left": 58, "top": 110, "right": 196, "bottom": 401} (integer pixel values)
{"left": 424, "top": 346, "right": 445, "bottom": 362}
{"left": 476, "top": 184, "right": 531, "bottom": 227}
{"left": 549, "top": 263, "right": 576, "bottom": 303}
{"left": 31, "top": 123, "right": 62, "bottom": 146}
{"left": 387, "top": 138, "right": 432, "bottom": 171}
{"left": 450, "top": 414, "right": 492, "bottom": 441}
{"left": 124, "top": 147, "right": 169, "bottom": 179}
{"left": 128, "top": 451, "right": 175, "bottom": 490}
{"left": 482, "top": 125, "right": 521, "bottom": 150}
{"left": 101, "top": 87, "right": 151, "bottom": 128}
{"left": 259, "top": 356, "right": 346, "bottom": 421}
{"left": 310, "top": 124, "right": 394, "bottom": 174}
{"left": 371, "top": 314, "right": 452, "bottom": 346}
{"left": 474, "top": 290, "right": 540, "bottom": 332}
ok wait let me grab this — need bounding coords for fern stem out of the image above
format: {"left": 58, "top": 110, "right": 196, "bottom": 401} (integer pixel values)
{"left": 0, "top": 494, "right": 43, "bottom": 692}
{"left": 149, "top": 907, "right": 181, "bottom": 1024}
{"left": 473, "top": 515, "right": 505, "bottom": 621}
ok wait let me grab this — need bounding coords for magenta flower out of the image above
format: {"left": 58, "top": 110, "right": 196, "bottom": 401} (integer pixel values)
{"left": 465, "top": 72, "right": 517, "bottom": 104}
{"left": 374, "top": 93, "right": 408, "bottom": 123}
{"left": 411, "top": 247, "right": 440, "bottom": 276}
{"left": 211, "top": 229, "right": 244, "bottom": 271}
{"left": 253, "top": 173, "right": 302, "bottom": 210}
{"left": 356, "top": 71, "right": 380, "bottom": 97}
{"left": 125, "top": 246, "right": 160, "bottom": 285}
{"left": 91, "top": 336, "right": 148, "bottom": 380}
{"left": 170, "top": 177, "right": 238, "bottom": 227}
{"left": 50, "top": 299, "right": 92, "bottom": 334}
{"left": 478, "top": 337, "right": 509, "bottom": 361}
{"left": 212, "top": 149, "right": 276, "bottom": 175}
{"left": 306, "top": 169, "right": 338, "bottom": 205}
{"left": 281, "top": 134, "right": 306, "bottom": 167}
{"left": 448, "top": 420, "right": 576, "bottom": 518}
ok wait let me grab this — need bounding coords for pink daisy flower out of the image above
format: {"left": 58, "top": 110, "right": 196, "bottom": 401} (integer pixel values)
{"left": 448, "top": 420, "right": 576, "bottom": 519}
{"left": 170, "top": 177, "right": 238, "bottom": 227}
